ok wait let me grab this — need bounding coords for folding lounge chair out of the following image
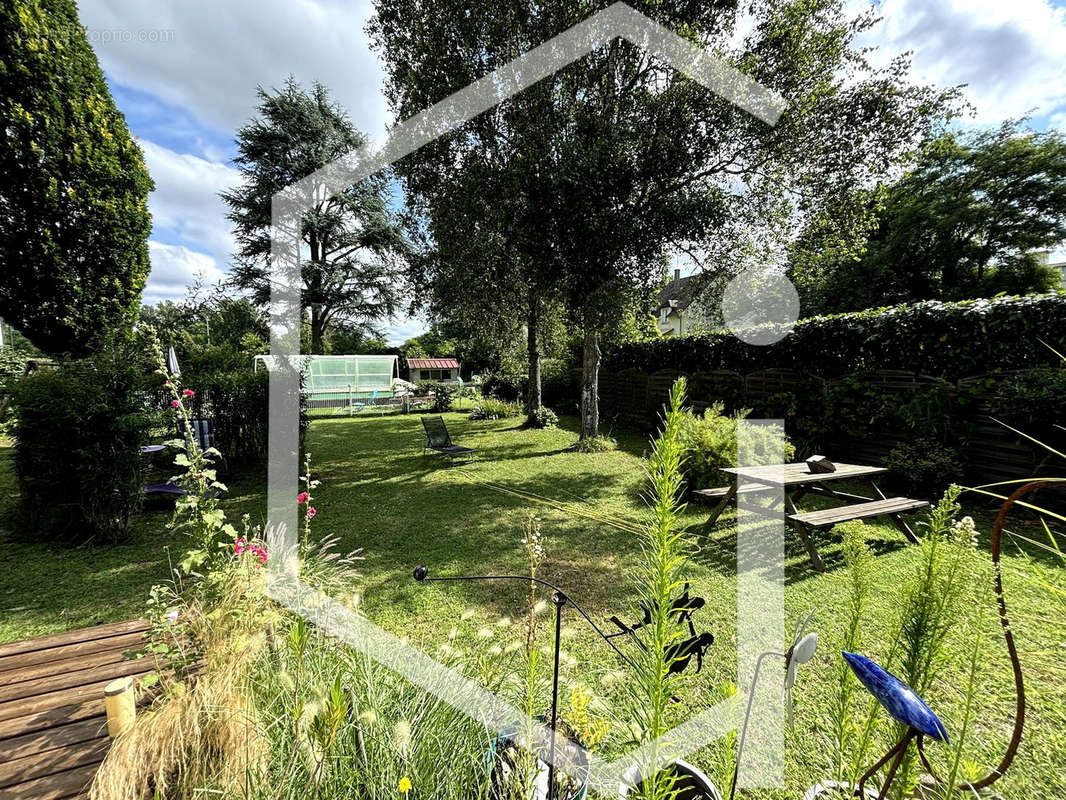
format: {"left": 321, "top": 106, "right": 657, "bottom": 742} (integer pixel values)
{"left": 421, "top": 415, "right": 476, "bottom": 464}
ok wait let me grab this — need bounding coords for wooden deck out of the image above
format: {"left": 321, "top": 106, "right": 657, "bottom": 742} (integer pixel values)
{"left": 0, "top": 620, "right": 150, "bottom": 800}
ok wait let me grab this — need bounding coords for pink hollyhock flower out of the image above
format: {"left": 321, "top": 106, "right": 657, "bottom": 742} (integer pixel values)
{"left": 171, "top": 399, "right": 182, "bottom": 408}
{"left": 183, "top": 388, "right": 195, "bottom": 397}
{"left": 251, "top": 546, "right": 268, "bottom": 564}
{"left": 307, "top": 507, "right": 317, "bottom": 520}
{"left": 234, "top": 537, "right": 247, "bottom": 555}
{"left": 297, "top": 491, "right": 309, "bottom": 504}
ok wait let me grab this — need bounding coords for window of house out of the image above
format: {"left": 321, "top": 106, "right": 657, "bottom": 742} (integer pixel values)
{"left": 440, "top": 370, "right": 451, "bottom": 380}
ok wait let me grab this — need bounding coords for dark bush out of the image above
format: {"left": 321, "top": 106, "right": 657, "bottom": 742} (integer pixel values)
{"left": 885, "top": 438, "right": 963, "bottom": 498}
{"left": 470, "top": 397, "right": 522, "bottom": 420}
{"left": 526, "top": 406, "right": 559, "bottom": 429}
{"left": 10, "top": 340, "right": 154, "bottom": 544}
{"left": 607, "top": 293, "right": 1066, "bottom": 380}
{"left": 182, "top": 369, "right": 273, "bottom": 465}
{"left": 481, "top": 370, "right": 526, "bottom": 402}
{"left": 988, "top": 368, "right": 1066, "bottom": 426}
{"left": 431, "top": 384, "right": 455, "bottom": 412}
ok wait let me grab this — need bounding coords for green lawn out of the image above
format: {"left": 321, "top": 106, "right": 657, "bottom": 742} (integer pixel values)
{"left": 1, "top": 412, "right": 1064, "bottom": 797}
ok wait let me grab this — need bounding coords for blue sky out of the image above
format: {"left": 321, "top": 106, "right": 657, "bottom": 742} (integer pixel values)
{"left": 80, "top": 0, "right": 1066, "bottom": 344}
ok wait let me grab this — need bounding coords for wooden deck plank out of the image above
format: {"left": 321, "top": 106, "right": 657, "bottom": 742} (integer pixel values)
{"left": 0, "top": 647, "right": 134, "bottom": 688}
{"left": 0, "top": 699, "right": 102, "bottom": 741}
{"left": 0, "top": 630, "right": 146, "bottom": 675}
{"left": 0, "top": 662, "right": 153, "bottom": 722}
{"left": 0, "top": 656, "right": 150, "bottom": 705}
{"left": 0, "top": 737, "right": 109, "bottom": 788}
{"left": 0, "top": 716, "right": 107, "bottom": 761}
{"left": 0, "top": 622, "right": 156, "bottom": 800}
{"left": 3, "top": 762, "right": 99, "bottom": 800}
{"left": 0, "top": 620, "right": 147, "bottom": 660}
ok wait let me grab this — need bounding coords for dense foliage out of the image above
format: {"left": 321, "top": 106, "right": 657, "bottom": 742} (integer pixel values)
{"left": 369, "top": 0, "right": 957, "bottom": 439}
{"left": 469, "top": 396, "right": 523, "bottom": 421}
{"left": 222, "top": 79, "right": 407, "bottom": 354}
{"left": 181, "top": 369, "right": 272, "bottom": 465}
{"left": 0, "top": 0, "right": 153, "bottom": 356}
{"left": 608, "top": 294, "right": 1066, "bottom": 379}
{"left": 10, "top": 337, "right": 154, "bottom": 544}
{"left": 677, "top": 404, "right": 796, "bottom": 494}
{"left": 790, "top": 123, "right": 1066, "bottom": 315}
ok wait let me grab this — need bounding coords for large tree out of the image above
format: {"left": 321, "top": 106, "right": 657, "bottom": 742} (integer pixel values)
{"left": 790, "top": 122, "right": 1066, "bottom": 315}
{"left": 223, "top": 79, "right": 409, "bottom": 354}
{"left": 0, "top": 0, "right": 153, "bottom": 357}
{"left": 370, "top": 0, "right": 955, "bottom": 438}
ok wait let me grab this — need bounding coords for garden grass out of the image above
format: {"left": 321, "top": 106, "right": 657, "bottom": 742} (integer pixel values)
{"left": 1, "top": 413, "right": 1064, "bottom": 797}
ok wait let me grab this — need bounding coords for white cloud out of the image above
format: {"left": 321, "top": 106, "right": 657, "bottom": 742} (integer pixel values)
{"left": 858, "top": 0, "right": 1066, "bottom": 124}
{"left": 79, "top": 0, "right": 389, "bottom": 137}
{"left": 384, "top": 315, "right": 427, "bottom": 346}
{"left": 144, "top": 242, "right": 227, "bottom": 305}
{"left": 140, "top": 140, "right": 239, "bottom": 262}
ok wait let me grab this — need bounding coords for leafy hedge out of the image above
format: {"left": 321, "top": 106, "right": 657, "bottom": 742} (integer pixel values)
{"left": 607, "top": 294, "right": 1066, "bottom": 379}
{"left": 10, "top": 341, "right": 155, "bottom": 544}
{"left": 179, "top": 368, "right": 299, "bottom": 466}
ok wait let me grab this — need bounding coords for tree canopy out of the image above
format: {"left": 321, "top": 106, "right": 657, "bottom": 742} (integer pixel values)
{"left": 369, "top": 0, "right": 957, "bottom": 437}
{"left": 0, "top": 0, "right": 153, "bottom": 357}
{"left": 222, "top": 78, "right": 409, "bottom": 354}
{"left": 790, "top": 122, "right": 1066, "bottom": 315}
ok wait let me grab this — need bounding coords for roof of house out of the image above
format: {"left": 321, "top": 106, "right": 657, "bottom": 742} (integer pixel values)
{"left": 407, "top": 358, "right": 459, "bottom": 370}
{"left": 657, "top": 275, "right": 698, "bottom": 312}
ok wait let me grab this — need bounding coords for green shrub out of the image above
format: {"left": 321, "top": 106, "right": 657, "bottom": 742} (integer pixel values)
{"left": 482, "top": 369, "right": 527, "bottom": 402}
{"left": 571, "top": 434, "right": 616, "bottom": 453}
{"left": 183, "top": 369, "right": 274, "bottom": 465}
{"left": 677, "top": 403, "right": 795, "bottom": 492}
{"left": 988, "top": 367, "right": 1066, "bottom": 425}
{"left": 431, "top": 384, "right": 455, "bottom": 412}
{"left": 884, "top": 438, "right": 962, "bottom": 498}
{"left": 608, "top": 294, "right": 1066, "bottom": 380}
{"left": 10, "top": 338, "right": 154, "bottom": 544}
{"left": 526, "top": 406, "right": 559, "bottom": 429}
{"left": 414, "top": 379, "right": 442, "bottom": 396}
{"left": 470, "top": 396, "right": 523, "bottom": 420}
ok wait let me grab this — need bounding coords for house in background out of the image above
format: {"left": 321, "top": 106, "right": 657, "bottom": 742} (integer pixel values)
{"left": 407, "top": 357, "right": 461, "bottom": 384}
{"left": 656, "top": 269, "right": 707, "bottom": 335}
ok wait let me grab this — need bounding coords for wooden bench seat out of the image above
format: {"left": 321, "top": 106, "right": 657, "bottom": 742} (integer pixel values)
{"left": 789, "top": 497, "right": 929, "bottom": 529}
{"left": 693, "top": 483, "right": 767, "bottom": 500}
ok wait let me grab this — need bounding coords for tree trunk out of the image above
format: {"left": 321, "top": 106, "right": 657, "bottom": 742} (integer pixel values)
{"left": 526, "top": 292, "right": 542, "bottom": 414}
{"left": 310, "top": 306, "right": 325, "bottom": 355}
{"left": 580, "top": 326, "right": 600, "bottom": 440}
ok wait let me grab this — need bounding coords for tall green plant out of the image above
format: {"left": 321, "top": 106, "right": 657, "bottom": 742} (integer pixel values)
{"left": 625, "top": 377, "right": 691, "bottom": 799}
{"left": 830, "top": 522, "right": 875, "bottom": 783}
{"left": 844, "top": 487, "right": 980, "bottom": 796}
{"left": 1, "top": 0, "right": 153, "bottom": 356}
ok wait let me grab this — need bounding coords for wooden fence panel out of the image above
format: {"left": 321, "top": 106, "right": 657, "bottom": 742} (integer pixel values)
{"left": 688, "top": 370, "right": 745, "bottom": 414}
{"left": 645, "top": 370, "right": 687, "bottom": 428}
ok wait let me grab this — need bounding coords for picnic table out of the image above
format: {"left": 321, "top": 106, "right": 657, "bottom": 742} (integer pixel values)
{"left": 697, "top": 462, "right": 929, "bottom": 571}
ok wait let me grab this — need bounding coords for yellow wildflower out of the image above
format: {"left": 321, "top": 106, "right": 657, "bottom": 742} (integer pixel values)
{"left": 398, "top": 776, "right": 412, "bottom": 794}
